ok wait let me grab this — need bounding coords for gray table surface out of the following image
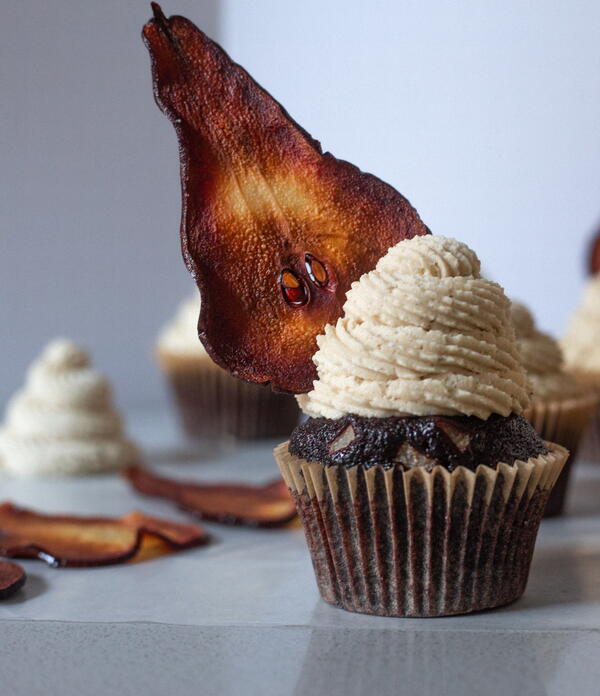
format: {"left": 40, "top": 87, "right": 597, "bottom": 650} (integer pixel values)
{"left": 1, "top": 409, "right": 600, "bottom": 696}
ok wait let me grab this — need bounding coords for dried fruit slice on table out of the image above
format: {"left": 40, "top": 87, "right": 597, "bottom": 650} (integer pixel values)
{"left": 0, "top": 503, "right": 209, "bottom": 567}
{"left": 143, "top": 4, "right": 429, "bottom": 393}
{"left": 0, "top": 560, "right": 26, "bottom": 599}
{"left": 590, "top": 228, "right": 600, "bottom": 275}
{"left": 124, "top": 466, "right": 297, "bottom": 528}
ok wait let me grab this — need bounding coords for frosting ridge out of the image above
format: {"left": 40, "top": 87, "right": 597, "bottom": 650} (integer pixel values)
{"left": 298, "top": 236, "right": 531, "bottom": 419}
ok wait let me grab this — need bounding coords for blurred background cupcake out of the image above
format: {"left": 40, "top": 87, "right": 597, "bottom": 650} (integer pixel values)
{"left": 156, "top": 294, "right": 300, "bottom": 440}
{"left": 562, "top": 275, "right": 600, "bottom": 390}
{"left": 561, "top": 229, "right": 600, "bottom": 463}
{"left": 512, "top": 301, "right": 598, "bottom": 515}
{"left": 0, "top": 339, "right": 137, "bottom": 477}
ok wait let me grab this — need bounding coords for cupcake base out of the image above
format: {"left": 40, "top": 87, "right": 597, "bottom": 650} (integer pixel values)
{"left": 579, "top": 406, "right": 600, "bottom": 465}
{"left": 275, "top": 442, "right": 567, "bottom": 618}
{"left": 567, "top": 371, "right": 600, "bottom": 465}
{"left": 159, "top": 353, "right": 299, "bottom": 440}
{"left": 524, "top": 394, "right": 599, "bottom": 516}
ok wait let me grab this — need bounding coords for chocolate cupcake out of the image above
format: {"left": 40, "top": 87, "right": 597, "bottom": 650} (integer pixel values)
{"left": 156, "top": 295, "right": 299, "bottom": 439}
{"left": 275, "top": 236, "right": 567, "bottom": 617}
{"left": 511, "top": 301, "right": 598, "bottom": 515}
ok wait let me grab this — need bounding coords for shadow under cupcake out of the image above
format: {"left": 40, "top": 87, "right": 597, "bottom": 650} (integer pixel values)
{"left": 275, "top": 236, "right": 568, "bottom": 617}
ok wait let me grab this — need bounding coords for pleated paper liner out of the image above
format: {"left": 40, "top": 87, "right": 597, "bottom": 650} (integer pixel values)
{"left": 568, "top": 370, "right": 600, "bottom": 465}
{"left": 580, "top": 407, "right": 600, "bottom": 464}
{"left": 524, "top": 393, "right": 599, "bottom": 516}
{"left": 157, "top": 351, "right": 299, "bottom": 440}
{"left": 274, "top": 441, "right": 567, "bottom": 618}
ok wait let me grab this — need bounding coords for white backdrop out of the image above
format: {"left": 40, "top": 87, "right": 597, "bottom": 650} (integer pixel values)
{"left": 222, "top": 0, "right": 600, "bottom": 320}
{"left": 2, "top": 1, "right": 599, "bottom": 409}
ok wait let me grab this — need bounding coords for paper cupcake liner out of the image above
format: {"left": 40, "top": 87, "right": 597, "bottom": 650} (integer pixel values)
{"left": 523, "top": 393, "right": 599, "bottom": 515}
{"left": 567, "top": 372, "right": 600, "bottom": 465}
{"left": 158, "top": 353, "right": 299, "bottom": 440}
{"left": 274, "top": 441, "right": 567, "bottom": 618}
{"left": 568, "top": 370, "right": 600, "bottom": 392}
{"left": 579, "top": 407, "right": 600, "bottom": 464}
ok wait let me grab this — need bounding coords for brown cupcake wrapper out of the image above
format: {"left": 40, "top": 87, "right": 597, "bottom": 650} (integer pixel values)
{"left": 157, "top": 352, "right": 299, "bottom": 440}
{"left": 274, "top": 441, "right": 568, "bottom": 617}
{"left": 565, "top": 373, "right": 600, "bottom": 465}
{"left": 579, "top": 406, "right": 600, "bottom": 465}
{"left": 523, "top": 393, "right": 599, "bottom": 515}
{"left": 567, "top": 369, "right": 600, "bottom": 392}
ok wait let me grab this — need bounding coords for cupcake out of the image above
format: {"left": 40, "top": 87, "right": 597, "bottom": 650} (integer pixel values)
{"left": 511, "top": 301, "right": 598, "bottom": 515}
{"left": 275, "top": 236, "right": 568, "bottom": 617}
{"left": 156, "top": 295, "right": 300, "bottom": 439}
{"left": 0, "top": 339, "right": 137, "bottom": 476}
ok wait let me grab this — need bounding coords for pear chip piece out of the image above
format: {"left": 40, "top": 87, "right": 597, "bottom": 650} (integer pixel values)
{"left": 0, "top": 503, "right": 209, "bottom": 567}
{"left": 124, "top": 465, "right": 297, "bottom": 528}
{"left": 143, "top": 3, "right": 428, "bottom": 393}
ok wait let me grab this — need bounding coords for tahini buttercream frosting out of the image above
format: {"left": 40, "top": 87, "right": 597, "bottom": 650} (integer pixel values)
{"left": 0, "top": 339, "right": 137, "bottom": 476}
{"left": 298, "top": 236, "right": 531, "bottom": 420}
{"left": 157, "top": 295, "right": 208, "bottom": 357}
{"left": 562, "top": 275, "right": 600, "bottom": 375}
{"left": 511, "top": 301, "right": 586, "bottom": 401}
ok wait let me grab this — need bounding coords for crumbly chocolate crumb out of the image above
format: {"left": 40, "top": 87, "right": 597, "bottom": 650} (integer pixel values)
{"left": 289, "top": 413, "right": 548, "bottom": 471}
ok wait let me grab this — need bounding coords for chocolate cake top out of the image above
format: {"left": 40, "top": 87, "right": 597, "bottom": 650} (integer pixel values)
{"left": 288, "top": 413, "right": 548, "bottom": 472}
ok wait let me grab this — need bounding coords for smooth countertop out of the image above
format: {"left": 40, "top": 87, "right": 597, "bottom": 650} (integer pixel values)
{"left": 1, "top": 409, "right": 600, "bottom": 696}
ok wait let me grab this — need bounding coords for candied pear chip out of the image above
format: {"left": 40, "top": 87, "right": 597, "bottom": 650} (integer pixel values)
{"left": 143, "top": 4, "right": 429, "bottom": 393}
{"left": 124, "top": 466, "right": 297, "bottom": 528}
{"left": 0, "top": 560, "right": 26, "bottom": 599}
{"left": 590, "top": 229, "right": 600, "bottom": 275}
{"left": 0, "top": 503, "right": 208, "bottom": 567}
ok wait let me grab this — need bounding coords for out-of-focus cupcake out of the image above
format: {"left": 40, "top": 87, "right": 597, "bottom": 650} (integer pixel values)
{"left": 511, "top": 301, "right": 598, "bottom": 516}
{"left": 0, "top": 339, "right": 137, "bottom": 476}
{"left": 275, "top": 236, "right": 568, "bottom": 617}
{"left": 562, "top": 274, "right": 600, "bottom": 463}
{"left": 156, "top": 295, "right": 299, "bottom": 439}
{"left": 563, "top": 274, "right": 600, "bottom": 389}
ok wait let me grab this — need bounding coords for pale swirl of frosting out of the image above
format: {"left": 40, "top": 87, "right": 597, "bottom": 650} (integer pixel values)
{"left": 511, "top": 301, "right": 586, "bottom": 400}
{"left": 156, "top": 295, "right": 208, "bottom": 356}
{"left": 562, "top": 275, "right": 600, "bottom": 374}
{"left": 298, "top": 236, "right": 531, "bottom": 420}
{"left": 0, "top": 340, "right": 137, "bottom": 476}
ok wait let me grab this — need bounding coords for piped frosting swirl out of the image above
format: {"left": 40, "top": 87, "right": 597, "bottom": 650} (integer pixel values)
{"left": 0, "top": 340, "right": 137, "bottom": 476}
{"left": 298, "top": 236, "right": 531, "bottom": 420}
